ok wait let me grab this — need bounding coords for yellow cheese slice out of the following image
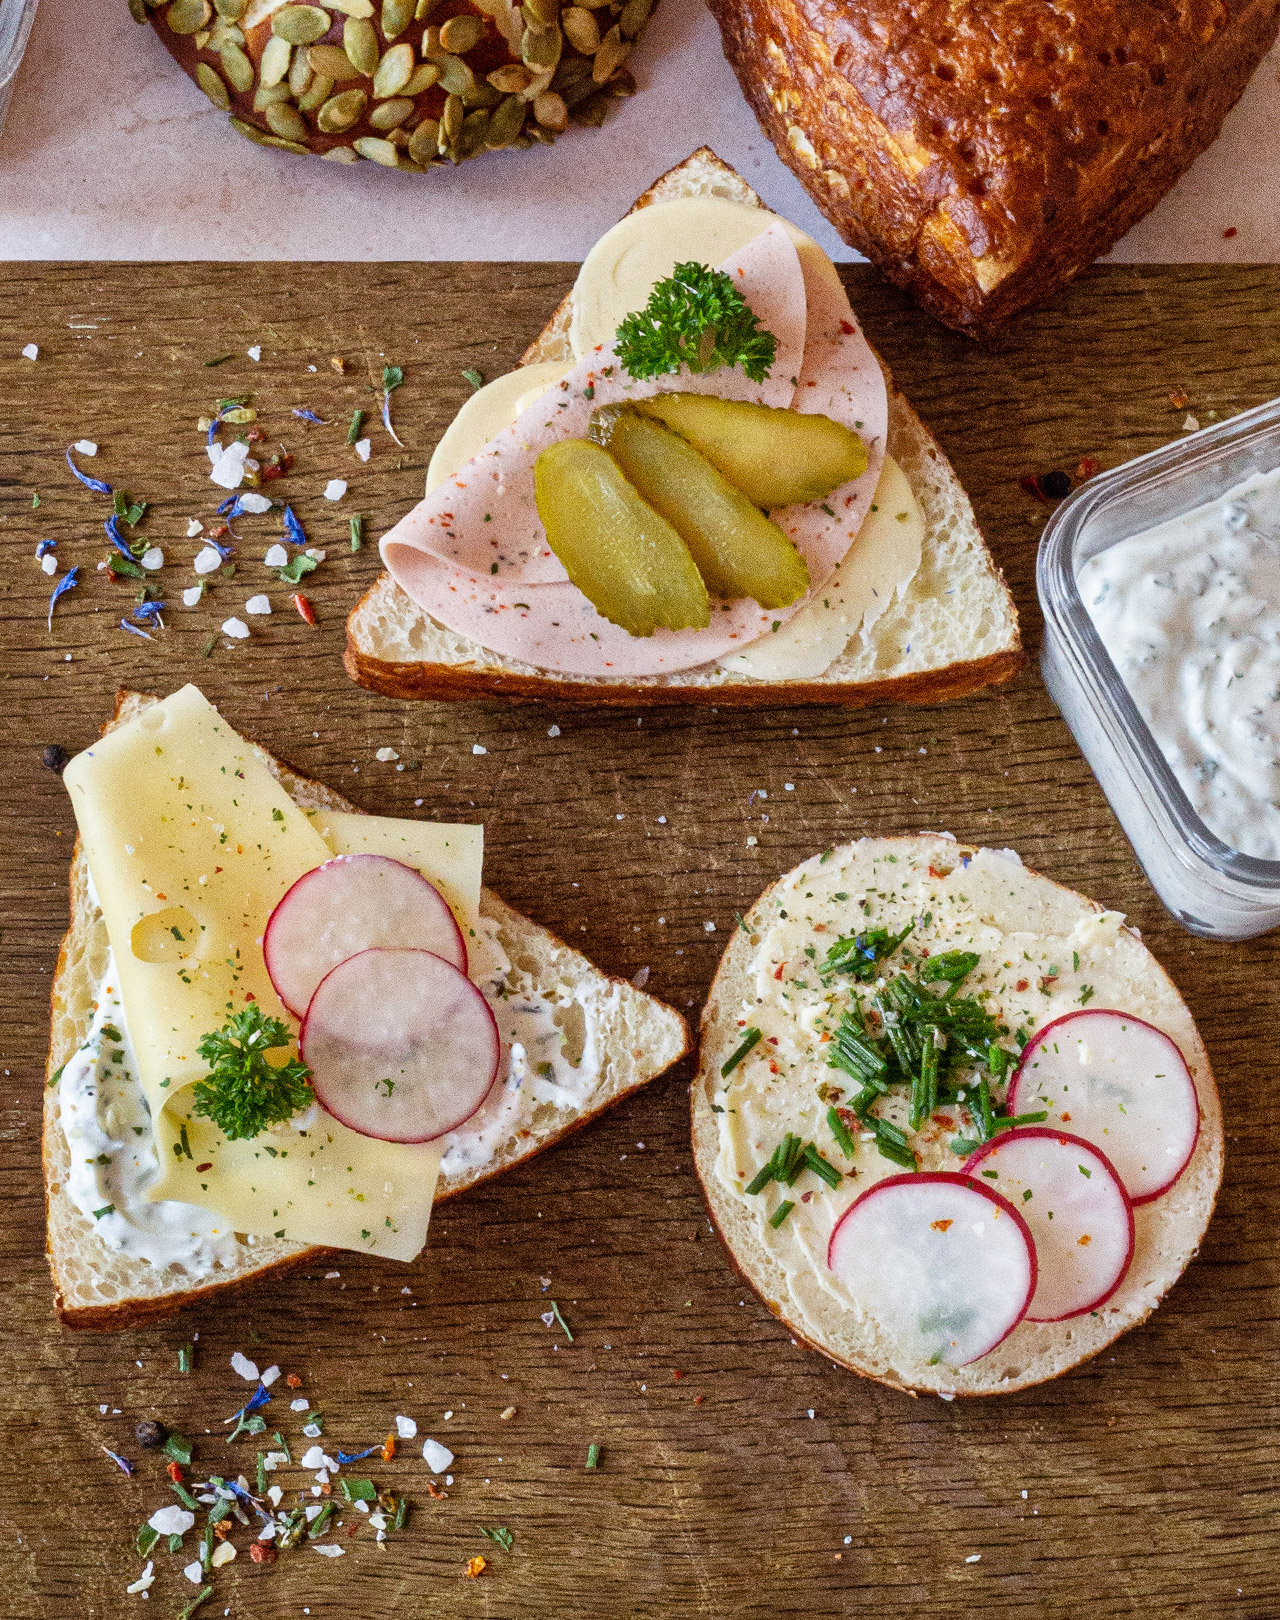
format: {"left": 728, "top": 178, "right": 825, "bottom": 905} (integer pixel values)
{"left": 426, "top": 361, "right": 571, "bottom": 494}
{"left": 718, "top": 456, "right": 924, "bottom": 681}
{"left": 568, "top": 195, "right": 845, "bottom": 360}
{"left": 313, "top": 808, "right": 483, "bottom": 952}
{"left": 63, "top": 685, "right": 445, "bottom": 1261}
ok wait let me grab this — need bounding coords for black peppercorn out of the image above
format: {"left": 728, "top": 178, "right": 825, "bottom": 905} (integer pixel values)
{"left": 42, "top": 744, "right": 69, "bottom": 773}
{"left": 1039, "top": 470, "right": 1072, "bottom": 500}
{"left": 135, "top": 1419, "right": 168, "bottom": 1449}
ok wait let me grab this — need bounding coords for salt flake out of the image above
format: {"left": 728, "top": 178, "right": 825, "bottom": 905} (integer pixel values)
{"left": 22, "top": 343, "right": 38, "bottom": 361}
{"left": 422, "top": 1438, "right": 453, "bottom": 1473}
{"left": 231, "top": 1351, "right": 260, "bottom": 1381}
{"left": 245, "top": 594, "right": 271, "bottom": 615}
{"left": 74, "top": 440, "right": 97, "bottom": 456}
{"left": 264, "top": 544, "right": 288, "bottom": 569}
{"left": 395, "top": 1415, "right": 417, "bottom": 1439}
{"left": 194, "top": 545, "right": 223, "bottom": 575}
{"left": 140, "top": 547, "right": 164, "bottom": 571}
{"left": 247, "top": 345, "right": 262, "bottom": 362}
{"left": 125, "top": 1562, "right": 155, "bottom": 1595}
{"left": 148, "top": 1505, "right": 195, "bottom": 1537}
{"left": 354, "top": 438, "right": 371, "bottom": 462}
{"left": 182, "top": 586, "right": 203, "bottom": 608}
{"left": 323, "top": 479, "right": 347, "bottom": 501}
{"left": 222, "top": 617, "right": 250, "bottom": 639}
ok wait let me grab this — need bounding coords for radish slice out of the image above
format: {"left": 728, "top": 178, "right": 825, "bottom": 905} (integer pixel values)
{"left": 1006, "top": 1010, "right": 1200, "bottom": 1204}
{"left": 300, "top": 948, "right": 500, "bottom": 1143}
{"left": 826, "top": 1172, "right": 1036, "bottom": 1368}
{"left": 963, "top": 1128, "right": 1135, "bottom": 1321}
{"left": 264, "top": 854, "right": 466, "bottom": 1018}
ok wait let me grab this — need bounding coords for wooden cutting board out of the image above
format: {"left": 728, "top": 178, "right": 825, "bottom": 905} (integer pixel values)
{"left": 0, "top": 263, "right": 1276, "bottom": 1620}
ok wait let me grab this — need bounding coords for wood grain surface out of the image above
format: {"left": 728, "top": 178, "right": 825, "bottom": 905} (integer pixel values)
{"left": 1, "top": 262, "right": 1277, "bottom": 1620}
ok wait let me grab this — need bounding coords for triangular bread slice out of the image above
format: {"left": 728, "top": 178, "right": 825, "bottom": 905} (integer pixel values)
{"left": 45, "top": 690, "right": 690, "bottom": 1329}
{"left": 345, "top": 147, "right": 1021, "bottom": 707}
{"left": 692, "top": 835, "right": 1222, "bottom": 1395}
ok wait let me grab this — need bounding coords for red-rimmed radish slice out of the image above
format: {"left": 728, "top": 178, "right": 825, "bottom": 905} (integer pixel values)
{"left": 264, "top": 854, "right": 466, "bottom": 1019}
{"left": 300, "top": 948, "right": 499, "bottom": 1143}
{"left": 1007, "top": 1010, "right": 1199, "bottom": 1205}
{"left": 963, "top": 1128, "right": 1134, "bottom": 1321}
{"left": 826, "top": 1172, "right": 1036, "bottom": 1368}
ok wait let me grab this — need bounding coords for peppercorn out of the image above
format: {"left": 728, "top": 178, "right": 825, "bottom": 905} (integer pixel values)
{"left": 135, "top": 1419, "right": 168, "bottom": 1449}
{"left": 1039, "top": 469, "right": 1072, "bottom": 500}
{"left": 41, "top": 744, "right": 69, "bottom": 773}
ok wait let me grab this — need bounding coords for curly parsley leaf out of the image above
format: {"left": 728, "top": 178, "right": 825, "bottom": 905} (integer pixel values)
{"left": 191, "top": 1003, "right": 312, "bottom": 1141}
{"left": 614, "top": 262, "right": 778, "bottom": 383}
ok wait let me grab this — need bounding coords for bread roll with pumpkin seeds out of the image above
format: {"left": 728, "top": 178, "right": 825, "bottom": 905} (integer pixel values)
{"left": 132, "top": 0, "right": 655, "bottom": 168}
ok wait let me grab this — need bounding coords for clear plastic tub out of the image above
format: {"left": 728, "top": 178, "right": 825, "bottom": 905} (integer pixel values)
{"left": 1038, "top": 394, "right": 1280, "bottom": 940}
{"left": 0, "top": 0, "right": 39, "bottom": 138}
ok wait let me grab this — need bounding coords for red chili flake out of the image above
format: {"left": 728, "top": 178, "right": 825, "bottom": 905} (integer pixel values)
{"left": 285, "top": 1374, "right": 302, "bottom": 1388}
{"left": 932, "top": 1114, "right": 955, "bottom": 1129}
{"left": 1020, "top": 474, "right": 1050, "bottom": 503}
{"left": 249, "top": 1542, "right": 276, "bottom": 1564}
{"left": 426, "top": 1481, "right": 447, "bottom": 1500}
{"left": 246, "top": 425, "right": 265, "bottom": 443}
{"left": 1061, "top": 1111, "right": 1072, "bottom": 1123}
{"left": 767, "top": 1036, "right": 779, "bottom": 1045}
{"left": 382, "top": 1432, "right": 396, "bottom": 1462}
{"left": 207, "top": 525, "right": 229, "bottom": 540}
{"left": 1223, "top": 226, "right": 1238, "bottom": 239}
{"left": 836, "top": 1106, "right": 858, "bottom": 1131}
{"left": 693, "top": 1394, "right": 705, "bottom": 1407}
{"left": 1038, "top": 974, "right": 1058, "bottom": 991}
{"left": 1075, "top": 456, "right": 1101, "bottom": 481}
{"left": 245, "top": 990, "right": 256, "bottom": 1001}
{"left": 195, "top": 1162, "right": 213, "bottom": 1173}
{"left": 166, "top": 1461, "right": 183, "bottom": 1483}
{"left": 1169, "top": 389, "right": 1189, "bottom": 409}
{"left": 928, "top": 866, "right": 946, "bottom": 879}
{"left": 1015, "top": 979, "right": 1029, "bottom": 992}
{"left": 261, "top": 464, "right": 285, "bottom": 482}
{"left": 772, "top": 963, "right": 784, "bottom": 981}
{"left": 769, "top": 1060, "right": 780, "bottom": 1075}
{"left": 839, "top": 320, "right": 856, "bottom": 335}
{"left": 673, "top": 1369, "right": 684, "bottom": 1380}
{"left": 292, "top": 592, "right": 317, "bottom": 626}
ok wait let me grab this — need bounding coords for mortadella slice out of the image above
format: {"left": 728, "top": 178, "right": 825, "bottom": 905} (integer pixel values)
{"left": 382, "top": 223, "right": 808, "bottom": 587}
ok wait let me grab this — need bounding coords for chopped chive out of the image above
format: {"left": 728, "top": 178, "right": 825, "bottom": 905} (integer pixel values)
{"left": 769, "top": 1200, "right": 795, "bottom": 1228}
{"left": 392, "top": 1496, "right": 409, "bottom": 1532}
{"left": 272, "top": 1431, "right": 292, "bottom": 1463}
{"left": 136, "top": 1524, "right": 159, "bottom": 1557}
{"left": 350, "top": 515, "right": 364, "bottom": 552}
{"left": 170, "top": 1479, "right": 199, "bottom": 1510}
{"left": 744, "top": 1158, "right": 776, "bottom": 1196}
{"left": 179, "top": 1344, "right": 193, "bottom": 1378}
{"left": 720, "top": 1026, "right": 762, "bottom": 1078}
{"left": 308, "top": 1502, "right": 335, "bottom": 1539}
{"left": 256, "top": 1451, "right": 267, "bottom": 1494}
{"left": 462, "top": 367, "right": 483, "bottom": 391}
{"left": 163, "top": 1432, "right": 192, "bottom": 1465}
{"left": 203, "top": 354, "right": 232, "bottom": 367}
{"left": 548, "top": 1300, "right": 574, "bottom": 1342}
{"left": 177, "top": 1585, "right": 214, "bottom": 1620}
{"left": 479, "top": 1525, "right": 514, "bottom": 1552}
{"left": 585, "top": 1441, "right": 600, "bottom": 1470}
{"left": 347, "top": 408, "right": 366, "bottom": 445}
{"left": 827, "top": 1105, "right": 855, "bottom": 1158}
{"left": 801, "top": 1143, "right": 842, "bottom": 1189}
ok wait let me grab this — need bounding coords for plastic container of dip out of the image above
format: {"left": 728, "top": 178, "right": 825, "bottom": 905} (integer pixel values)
{"left": 0, "top": 0, "right": 39, "bottom": 138}
{"left": 1038, "top": 394, "right": 1280, "bottom": 940}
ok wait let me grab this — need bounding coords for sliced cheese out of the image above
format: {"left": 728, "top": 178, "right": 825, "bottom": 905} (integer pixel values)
{"left": 568, "top": 195, "right": 844, "bottom": 360}
{"left": 313, "top": 809, "right": 483, "bottom": 951}
{"left": 718, "top": 456, "right": 924, "bottom": 681}
{"left": 63, "top": 686, "right": 443, "bottom": 1261}
{"left": 426, "top": 361, "right": 570, "bottom": 494}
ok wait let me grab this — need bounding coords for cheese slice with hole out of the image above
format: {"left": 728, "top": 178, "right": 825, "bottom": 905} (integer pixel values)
{"left": 63, "top": 685, "right": 445, "bottom": 1260}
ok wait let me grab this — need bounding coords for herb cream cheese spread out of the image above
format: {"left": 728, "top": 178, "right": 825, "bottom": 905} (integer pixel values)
{"left": 1079, "top": 467, "right": 1280, "bottom": 860}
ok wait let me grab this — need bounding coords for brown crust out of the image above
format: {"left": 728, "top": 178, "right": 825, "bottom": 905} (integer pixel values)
{"left": 46, "top": 690, "right": 690, "bottom": 1331}
{"left": 706, "top": 0, "right": 1280, "bottom": 335}
{"left": 146, "top": 2, "right": 656, "bottom": 168}
{"left": 688, "top": 836, "right": 1224, "bottom": 1395}
{"left": 343, "top": 637, "right": 1022, "bottom": 707}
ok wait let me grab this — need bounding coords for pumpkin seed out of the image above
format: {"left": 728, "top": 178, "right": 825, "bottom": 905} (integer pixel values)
{"left": 219, "top": 40, "right": 254, "bottom": 91}
{"left": 195, "top": 62, "right": 232, "bottom": 108}
{"left": 402, "top": 62, "right": 440, "bottom": 93}
{"left": 420, "top": 24, "right": 445, "bottom": 58}
{"left": 532, "top": 87, "right": 566, "bottom": 129}
{"left": 381, "top": 0, "right": 414, "bottom": 37}
{"left": 206, "top": 15, "right": 242, "bottom": 47}
{"left": 484, "top": 91, "right": 526, "bottom": 146}
{"left": 413, "top": 0, "right": 440, "bottom": 17}
{"left": 253, "top": 82, "right": 292, "bottom": 108}
{"left": 523, "top": 0, "right": 559, "bottom": 24}
{"left": 259, "top": 33, "right": 293, "bottom": 85}
{"left": 289, "top": 44, "right": 313, "bottom": 94}
{"left": 453, "top": 107, "right": 490, "bottom": 158}
{"left": 344, "top": 15, "right": 380, "bottom": 74}
{"left": 368, "top": 95, "right": 415, "bottom": 128}
{"left": 407, "top": 116, "right": 440, "bottom": 162}
{"left": 521, "top": 21, "right": 561, "bottom": 70}
{"left": 560, "top": 6, "right": 598, "bottom": 51}
{"left": 166, "top": 0, "right": 211, "bottom": 32}
{"left": 272, "top": 4, "right": 330, "bottom": 44}
{"left": 441, "top": 90, "right": 464, "bottom": 139}
{"left": 520, "top": 66, "right": 553, "bottom": 100}
{"left": 354, "top": 135, "right": 400, "bottom": 165}
{"left": 372, "top": 40, "right": 415, "bottom": 95}
{"left": 552, "top": 51, "right": 591, "bottom": 86}
{"left": 128, "top": 0, "right": 148, "bottom": 18}
{"left": 261, "top": 133, "right": 311, "bottom": 153}
{"left": 322, "top": 144, "right": 359, "bottom": 161}
{"left": 435, "top": 53, "right": 475, "bottom": 97}
{"left": 439, "top": 11, "right": 485, "bottom": 51}
{"left": 264, "top": 100, "right": 307, "bottom": 138}
{"left": 526, "top": 120, "right": 555, "bottom": 142}
{"left": 571, "top": 87, "right": 609, "bottom": 123}
{"left": 591, "top": 22, "right": 628, "bottom": 80}
{"left": 308, "top": 43, "right": 362, "bottom": 79}
{"left": 493, "top": 4, "right": 524, "bottom": 48}
{"left": 213, "top": 0, "right": 246, "bottom": 14}
{"left": 618, "top": 0, "right": 650, "bottom": 36}
{"left": 297, "top": 72, "right": 333, "bottom": 108}
{"left": 324, "top": 0, "right": 374, "bottom": 14}
{"left": 574, "top": 0, "right": 609, "bottom": 8}
{"left": 317, "top": 87, "right": 368, "bottom": 129}
{"left": 229, "top": 115, "right": 270, "bottom": 144}
{"left": 606, "top": 65, "right": 635, "bottom": 96}
{"left": 487, "top": 62, "right": 532, "bottom": 92}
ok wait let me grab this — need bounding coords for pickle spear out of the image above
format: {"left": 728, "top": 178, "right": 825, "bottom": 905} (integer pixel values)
{"left": 592, "top": 407, "right": 809, "bottom": 608}
{"left": 633, "top": 392, "right": 868, "bottom": 510}
{"left": 533, "top": 438, "right": 710, "bottom": 637}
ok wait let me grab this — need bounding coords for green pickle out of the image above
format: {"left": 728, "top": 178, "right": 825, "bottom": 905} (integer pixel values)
{"left": 533, "top": 438, "right": 710, "bottom": 637}
{"left": 632, "top": 392, "right": 868, "bottom": 510}
{"left": 592, "top": 408, "right": 809, "bottom": 609}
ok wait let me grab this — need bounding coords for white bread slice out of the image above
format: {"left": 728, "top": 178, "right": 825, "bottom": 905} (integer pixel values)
{"left": 45, "top": 690, "right": 690, "bottom": 1330}
{"left": 691, "top": 835, "right": 1223, "bottom": 1395}
{"left": 344, "top": 148, "right": 1022, "bottom": 706}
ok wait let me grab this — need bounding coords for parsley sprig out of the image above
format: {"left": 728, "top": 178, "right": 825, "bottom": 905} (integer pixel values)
{"left": 614, "top": 262, "right": 778, "bottom": 383}
{"left": 191, "top": 1003, "right": 312, "bottom": 1141}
